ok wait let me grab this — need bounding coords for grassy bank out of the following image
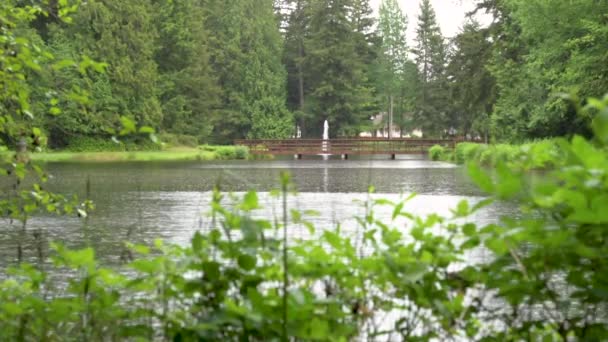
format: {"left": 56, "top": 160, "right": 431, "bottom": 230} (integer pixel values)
{"left": 429, "top": 139, "right": 562, "bottom": 169}
{"left": 4, "top": 145, "right": 252, "bottom": 163}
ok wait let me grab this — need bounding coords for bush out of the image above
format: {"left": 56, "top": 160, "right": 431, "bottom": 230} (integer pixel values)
{"left": 65, "top": 136, "right": 161, "bottom": 152}
{"left": 215, "top": 146, "right": 238, "bottom": 160}
{"left": 199, "top": 145, "right": 249, "bottom": 160}
{"left": 454, "top": 142, "right": 486, "bottom": 164}
{"left": 199, "top": 144, "right": 218, "bottom": 152}
{"left": 478, "top": 146, "right": 494, "bottom": 165}
{"left": 454, "top": 140, "right": 560, "bottom": 168}
{"left": 65, "top": 136, "right": 126, "bottom": 152}
{"left": 491, "top": 144, "right": 521, "bottom": 165}
{"left": 159, "top": 133, "right": 199, "bottom": 147}
{"left": 523, "top": 139, "right": 562, "bottom": 169}
{"left": 428, "top": 144, "right": 445, "bottom": 161}
{"left": 234, "top": 146, "right": 249, "bottom": 159}
{"left": 124, "top": 138, "right": 162, "bottom": 152}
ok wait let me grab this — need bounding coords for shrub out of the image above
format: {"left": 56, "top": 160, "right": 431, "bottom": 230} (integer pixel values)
{"left": 523, "top": 139, "right": 562, "bottom": 169}
{"left": 428, "top": 144, "right": 445, "bottom": 161}
{"left": 454, "top": 142, "right": 486, "bottom": 164}
{"left": 234, "top": 146, "right": 249, "bottom": 160}
{"left": 66, "top": 136, "right": 126, "bottom": 152}
{"left": 65, "top": 136, "right": 161, "bottom": 152}
{"left": 124, "top": 138, "right": 162, "bottom": 152}
{"left": 214, "top": 146, "right": 236, "bottom": 159}
{"left": 478, "top": 147, "right": 494, "bottom": 165}
{"left": 198, "top": 145, "right": 249, "bottom": 160}
{"left": 199, "top": 144, "right": 218, "bottom": 152}
{"left": 492, "top": 144, "right": 521, "bottom": 165}
{"left": 159, "top": 133, "right": 199, "bottom": 147}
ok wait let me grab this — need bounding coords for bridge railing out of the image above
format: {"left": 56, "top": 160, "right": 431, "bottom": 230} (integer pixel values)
{"left": 234, "top": 138, "right": 458, "bottom": 155}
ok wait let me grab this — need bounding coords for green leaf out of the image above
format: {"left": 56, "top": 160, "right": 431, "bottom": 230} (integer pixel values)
{"left": 202, "top": 261, "right": 220, "bottom": 280}
{"left": 472, "top": 198, "right": 494, "bottom": 213}
{"left": 462, "top": 223, "right": 476, "bottom": 237}
{"left": 119, "top": 116, "right": 137, "bottom": 135}
{"left": 192, "top": 231, "right": 203, "bottom": 251}
{"left": 53, "top": 59, "right": 75, "bottom": 70}
{"left": 138, "top": 126, "right": 155, "bottom": 134}
{"left": 467, "top": 163, "right": 494, "bottom": 193}
{"left": 309, "top": 318, "right": 330, "bottom": 339}
{"left": 452, "top": 200, "right": 470, "bottom": 217}
{"left": 495, "top": 162, "right": 522, "bottom": 199}
{"left": 241, "top": 191, "right": 259, "bottom": 211}
{"left": 485, "top": 238, "right": 508, "bottom": 255}
{"left": 392, "top": 202, "right": 404, "bottom": 220}
{"left": 130, "top": 259, "right": 159, "bottom": 274}
{"left": 237, "top": 254, "right": 256, "bottom": 271}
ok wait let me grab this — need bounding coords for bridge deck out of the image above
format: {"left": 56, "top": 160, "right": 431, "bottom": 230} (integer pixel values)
{"left": 235, "top": 138, "right": 456, "bottom": 156}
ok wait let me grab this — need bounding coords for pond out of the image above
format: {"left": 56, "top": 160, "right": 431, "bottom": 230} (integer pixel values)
{"left": 0, "top": 155, "right": 513, "bottom": 267}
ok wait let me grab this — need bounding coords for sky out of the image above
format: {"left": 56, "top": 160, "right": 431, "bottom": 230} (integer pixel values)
{"left": 369, "top": 0, "right": 492, "bottom": 43}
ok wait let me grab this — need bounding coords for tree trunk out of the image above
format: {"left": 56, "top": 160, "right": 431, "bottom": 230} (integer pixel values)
{"left": 388, "top": 95, "right": 393, "bottom": 139}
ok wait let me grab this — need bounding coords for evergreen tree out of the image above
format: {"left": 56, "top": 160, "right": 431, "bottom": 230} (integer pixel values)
{"left": 413, "top": 0, "right": 448, "bottom": 136}
{"left": 204, "top": 0, "right": 292, "bottom": 142}
{"left": 377, "top": 0, "right": 409, "bottom": 138}
{"left": 350, "top": 0, "right": 379, "bottom": 135}
{"left": 304, "top": 0, "right": 372, "bottom": 137}
{"left": 484, "top": 0, "right": 608, "bottom": 141}
{"left": 154, "top": 0, "right": 221, "bottom": 142}
{"left": 447, "top": 20, "right": 495, "bottom": 140}
{"left": 45, "top": 0, "right": 161, "bottom": 143}
{"left": 283, "top": 0, "right": 311, "bottom": 133}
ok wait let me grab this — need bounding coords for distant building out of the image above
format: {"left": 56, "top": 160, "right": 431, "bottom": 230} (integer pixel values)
{"left": 359, "top": 112, "right": 423, "bottom": 138}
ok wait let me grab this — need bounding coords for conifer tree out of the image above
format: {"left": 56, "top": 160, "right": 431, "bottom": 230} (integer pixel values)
{"left": 303, "top": 0, "right": 372, "bottom": 137}
{"left": 447, "top": 20, "right": 495, "bottom": 140}
{"left": 46, "top": 0, "right": 161, "bottom": 141}
{"left": 413, "top": 0, "right": 448, "bottom": 136}
{"left": 377, "top": 0, "right": 409, "bottom": 138}
{"left": 154, "top": 0, "right": 220, "bottom": 142}
{"left": 204, "top": 0, "right": 292, "bottom": 142}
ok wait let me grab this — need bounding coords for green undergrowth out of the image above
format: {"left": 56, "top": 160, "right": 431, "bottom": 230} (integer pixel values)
{"left": 63, "top": 136, "right": 162, "bottom": 152}
{"left": 3, "top": 145, "right": 250, "bottom": 163}
{"left": 430, "top": 139, "right": 563, "bottom": 169}
{"left": 3, "top": 104, "right": 608, "bottom": 339}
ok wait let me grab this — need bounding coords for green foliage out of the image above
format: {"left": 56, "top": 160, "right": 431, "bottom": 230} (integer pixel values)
{"left": 200, "top": 145, "right": 249, "bottom": 160}
{"left": 65, "top": 136, "right": 161, "bottom": 152}
{"left": 453, "top": 139, "right": 562, "bottom": 168}
{"left": 158, "top": 133, "right": 199, "bottom": 148}
{"left": 412, "top": 0, "right": 449, "bottom": 136}
{"left": 486, "top": 0, "right": 608, "bottom": 141}
{"left": 3, "top": 95, "right": 608, "bottom": 341}
{"left": 65, "top": 136, "right": 126, "bottom": 152}
{"left": 155, "top": 0, "right": 220, "bottom": 142}
{"left": 204, "top": 0, "right": 293, "bottom": 143}
{"left": 428, "top": 144, "right": 445, "bottom": 161}
{"left": 454, "top": 142, "right": 485, "bottom": 164}
{"left": 447, "top": 20, "right": 495, "bottom": 138}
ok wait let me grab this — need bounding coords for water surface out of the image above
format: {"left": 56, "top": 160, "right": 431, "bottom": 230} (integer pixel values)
{"left": 0, "top": 155, "right": 512, "bottom": 266}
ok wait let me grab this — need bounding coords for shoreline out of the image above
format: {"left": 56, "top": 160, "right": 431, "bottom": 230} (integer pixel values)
{"left": 1, "top": 146, "right": 258, "bottom": 163}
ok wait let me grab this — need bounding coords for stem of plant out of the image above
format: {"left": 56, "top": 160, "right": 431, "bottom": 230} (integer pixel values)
{"left": 281, "top": 172, "right": 289, "bottom": 342}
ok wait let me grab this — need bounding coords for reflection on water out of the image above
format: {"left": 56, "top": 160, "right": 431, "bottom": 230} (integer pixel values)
{"left": 0, "top": 155, "right": 514, "bottom": 266}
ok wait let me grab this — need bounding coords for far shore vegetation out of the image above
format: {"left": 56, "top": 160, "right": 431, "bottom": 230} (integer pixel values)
{"left": 2, "top": 144, "right": 251, "bottom": 163}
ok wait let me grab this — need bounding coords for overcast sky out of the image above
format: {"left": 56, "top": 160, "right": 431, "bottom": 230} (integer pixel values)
{"left": 369, "top": 0, "right": 492, "bottom": 43}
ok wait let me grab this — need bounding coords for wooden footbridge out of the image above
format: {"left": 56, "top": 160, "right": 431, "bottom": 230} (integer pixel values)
{"left": 235, "top": 138, "right": 457, "bottom": 159}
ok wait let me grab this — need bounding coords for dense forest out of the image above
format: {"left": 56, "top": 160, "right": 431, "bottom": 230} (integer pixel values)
{"left": 6, "top": 0, "right": 608, "bottom": 147}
